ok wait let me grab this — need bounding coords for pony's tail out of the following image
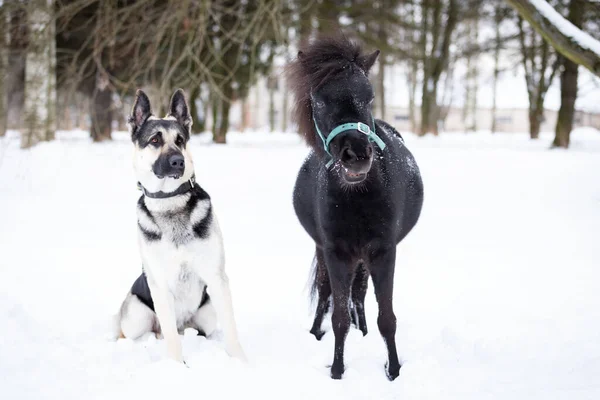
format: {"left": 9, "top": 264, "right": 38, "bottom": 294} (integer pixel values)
{"left": 307, "top": 253, "right": 318, "bottom": 309}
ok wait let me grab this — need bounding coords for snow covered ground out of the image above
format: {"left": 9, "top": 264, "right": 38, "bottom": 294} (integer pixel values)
{"left": 1, "top": 128, "right": 600, "bottom": 399}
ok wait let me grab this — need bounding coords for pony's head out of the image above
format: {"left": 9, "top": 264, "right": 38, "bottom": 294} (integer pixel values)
{"left": 287, "top": 36, "right": 380, "bottom": 184}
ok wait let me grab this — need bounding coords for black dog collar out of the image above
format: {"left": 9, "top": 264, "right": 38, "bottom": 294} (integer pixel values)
{"left": 137, "top": 176, "right": 196, "bottom": 199}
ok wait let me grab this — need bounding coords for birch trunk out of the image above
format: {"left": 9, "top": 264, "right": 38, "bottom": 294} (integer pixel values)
{"left": 22, "top": 0, "right": 56, "bottom": 148}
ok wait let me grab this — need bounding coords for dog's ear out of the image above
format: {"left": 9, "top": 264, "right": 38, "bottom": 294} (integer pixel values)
{"left": 129, "top": 90, "right": 152, "bottom": 134}
{"left": 168, "top": 89, "right": 192, "bottom": 132}
{"left": 358, "top": 50, "right": 380, "bottom": 73}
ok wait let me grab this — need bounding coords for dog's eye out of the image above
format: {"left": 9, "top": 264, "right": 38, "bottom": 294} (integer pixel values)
{"left": 176, "top": 136, "right": 184, "bottom": 147}
{"left": 150, "top": 134, "right": 162, "bottom": 146}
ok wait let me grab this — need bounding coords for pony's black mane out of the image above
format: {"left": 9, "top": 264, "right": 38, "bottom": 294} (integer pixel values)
{"left": 286, "top": 36, "right": 371, "bottom": 152}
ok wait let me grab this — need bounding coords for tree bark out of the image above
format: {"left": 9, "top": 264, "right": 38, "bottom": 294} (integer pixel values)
{"left": 268, "top": 76, "right": 276, "bottom": 132}
{"left": 505, "top": 0, "right": 600, "bottom": 77}
{"left": 518, "top": 17, "right": 559, "bottom": 140}
{"left": 90, "top": 70, "right": 112, "bottom": 142}
{"left": 22, "top": 0, "right": 56, "bottom": 148}
{"left": 212, "top": 84, "right": 232, "bottom": 144}
{"left": 377, "top": 54, "right": 385, "bottom": 120}
{"left": 241, "top": 96, "right": 250, "bottom": 132}
{"left": 377, "top": 12, "right": 386, "bottom": 120}
{"left": 463, "top": 14, "right": 479, "bottom": 132}
{"left": 528, "top": 108, "right": 542, "bottom": 139}
{"left": 419, "top": 0, "right": 458, "bottom": 136}
{"left": 190, "top": 86, "right": 199, "bottom": 133}
{"left": 491, "top": 5, "right": 502, "bottom": 134}
{"left": 7, "top": 6, "right": 27, "bottom": 130}
{"left": 0, "top": 4, "right": 7, "bottom": 137}
{"left": 407, "top": 2, "right": 418, "bottom": 133}
{"left": 281, "top": 79, "right": 288, "bottom": 132}
{"left": 553, "top": 0, "right": 584, "bottom": 149}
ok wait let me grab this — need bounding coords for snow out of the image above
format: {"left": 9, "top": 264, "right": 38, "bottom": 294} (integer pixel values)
{"left": 530, "top": 0, "right": 600, "bottom": 57}
{"left": 1, "top": 128, "right": 600, "bottom": 399}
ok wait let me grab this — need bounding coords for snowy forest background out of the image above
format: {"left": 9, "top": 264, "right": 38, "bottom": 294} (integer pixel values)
{"left": 1, "top": 2, "right": 600, "bottom": 398}
{"left": 0, "top": 0, "right": 599, "bottom": 149}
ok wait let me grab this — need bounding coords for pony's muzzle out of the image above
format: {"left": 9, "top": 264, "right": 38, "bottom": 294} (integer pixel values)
{"left": 340, "top": 141, "right": 373, "bottom": 175}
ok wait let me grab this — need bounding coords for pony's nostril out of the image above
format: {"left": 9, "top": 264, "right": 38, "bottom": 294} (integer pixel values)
{"left": 341, "top": 146, "right": 357, "bottom": 163}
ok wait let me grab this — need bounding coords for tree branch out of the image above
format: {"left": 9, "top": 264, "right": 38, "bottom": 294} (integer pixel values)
{"left": 505, "top": 0, "right": 600, "bottom": 76}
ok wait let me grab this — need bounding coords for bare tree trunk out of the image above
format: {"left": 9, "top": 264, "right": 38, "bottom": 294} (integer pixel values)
{"left": 268, "top": 76, "right": 276, "bottom": 132}
{"left": 518, "top": 17, "right": 559, "bottom": 140}
{"left": 298, "top": 1, "right": 315, "bottom": 49}
{"left": 212, "top": 84, "right": 232, "bottom": 144}
{"left": 189, "top": 85, "right": 201, "bottom": 134}
{"left": 76, "top": 93, "right": 87, "bottom": 130}
{"left": 377, "top": 56, "right": 385, "bottom": 120}
{"left": 90, "top": 70, "right": 112, "bottom": 142}
{"left": 22, "top": 0, "right": 56, "bottom": 148}
{"left": 407, "top": 67, "right": 417, "bottom": 133}
{"left": 253, "top": 80, "right": 260, "bottom": 130}
{"left": 463, "top": 15, "right": 479, "bottom": 132}
{"left": 7, "top": 6, "right": 26, "bottom": 130}
{"left": 0, "top": 4, "right": 7, "bottom": 137}
{"left": 281, "top": 79, "right": 288, "bottom": 132}
{"left": 419, "top": 0, "right": 458, "bottom": 136}
{"left": 407, "top": 2, "right": 418, "bottom": 133}
{"left": 241, "top": 96, "right": 250, "bottom": 132}
{"left": 420, "top": 86, "right": 439, "bottom": 136}
{"left": 553, "top": 0, "right": 584, "bottom": 148}
{"left": 528, "top": 108, "right": 542, "bottom": 139}
{"left": 377, "top": 13, "right": 386, "bottom": 120}
{"left": 491, "top": 5, "right": 502, "bottom": 134}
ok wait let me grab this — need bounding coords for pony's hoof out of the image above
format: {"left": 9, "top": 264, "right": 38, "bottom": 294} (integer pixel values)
{"left": 310, "top": 328, "right": 326, "bottom": 341}
{"left": 360, "top": 327, "right": 368, "bottom": 337}
{"left": 385, "top": 361, "right": 401, "bottom": 381}
{"left": 330, "top": 365, "right": 344, "bottom": 380}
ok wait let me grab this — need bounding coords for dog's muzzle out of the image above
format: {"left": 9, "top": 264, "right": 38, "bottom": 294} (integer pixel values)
{"left": 153, "top": 151, "right": 185, "bottom": 179}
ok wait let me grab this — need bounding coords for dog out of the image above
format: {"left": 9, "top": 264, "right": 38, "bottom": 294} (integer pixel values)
{"left": 115, "top": 88, "right": 246, "bottom": 363}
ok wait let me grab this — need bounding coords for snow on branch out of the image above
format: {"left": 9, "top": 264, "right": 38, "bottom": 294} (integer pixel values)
{"left": 506, "top": 0, "right": 600, "bottom": 77}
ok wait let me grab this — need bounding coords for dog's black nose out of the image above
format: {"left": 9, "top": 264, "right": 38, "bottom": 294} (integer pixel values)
{"left": 169, "top": 154, "right": 185, "bottom": 170}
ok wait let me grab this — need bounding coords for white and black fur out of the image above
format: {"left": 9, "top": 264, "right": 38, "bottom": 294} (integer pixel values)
{"left": 116, "top": 89, "right": 246, "bottom": 363}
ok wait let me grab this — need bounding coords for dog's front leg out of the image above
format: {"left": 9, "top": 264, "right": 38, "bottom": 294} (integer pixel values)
{"left": 206, "top": 272, "right": 246, "bottom": 362}
{"left": 149, "top": 282, "right": 182, "bottom": 363}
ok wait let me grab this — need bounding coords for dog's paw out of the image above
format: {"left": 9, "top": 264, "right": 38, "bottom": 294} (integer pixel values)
{"left": 226, "top": 345, "right": 248, "bottom": 363}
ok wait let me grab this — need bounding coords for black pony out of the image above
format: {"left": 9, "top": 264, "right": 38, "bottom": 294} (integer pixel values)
{"left": 286, "top": 36, "right": 424, "bottom": 381}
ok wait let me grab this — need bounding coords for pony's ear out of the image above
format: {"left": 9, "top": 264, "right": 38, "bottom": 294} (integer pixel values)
{"left": 168, "top": 88, "right": 192, "bottom": 131}
{"left": 358, "top": 50, "right": 380, "bottom": 73}
{"left": 129, "top": 90, "right": 152, "bottom": 131}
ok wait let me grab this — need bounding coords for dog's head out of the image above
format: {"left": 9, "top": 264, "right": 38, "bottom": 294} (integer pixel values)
{"left": 129, "top": 89, "right": 194, "bottom": 193}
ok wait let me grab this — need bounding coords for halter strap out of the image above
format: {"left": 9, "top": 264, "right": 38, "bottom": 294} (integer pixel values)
{"left": 313, "top": 115, "right": 386, "bottom": 167}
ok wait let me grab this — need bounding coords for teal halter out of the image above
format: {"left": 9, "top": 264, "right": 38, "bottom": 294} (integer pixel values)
{"left": 313, "top": 114, "right": 387, "bottom": 167}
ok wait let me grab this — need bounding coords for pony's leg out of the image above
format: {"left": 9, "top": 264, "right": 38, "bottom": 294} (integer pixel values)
{"left": 350, "top": 264, "right": 368, "bottom": 336}
{"left": 325, "top": 250, "right": 354, "bottom": 380}
{"left": 370, "top": 247, "right": 401, "bottom": 381}
{"left": 310, "top": 249, "right": 331, "bottom": 341}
